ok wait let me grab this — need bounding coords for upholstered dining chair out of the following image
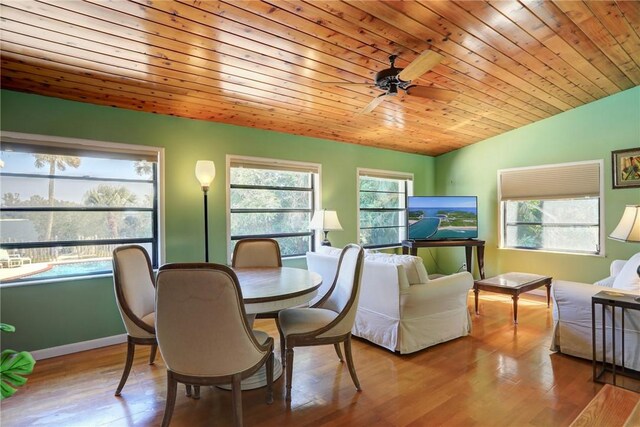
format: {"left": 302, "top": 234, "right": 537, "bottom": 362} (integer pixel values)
{"left": 232, "top": 238, "right": 282, "bottom": 268}
{"left": 232, "top": 238, "right": 282, "bottom": 321}
{"left": 277, "top": 244, "right": 364, "bottom": 401}
{"left": 155, "top": 263, "right": 274, "bottom": 427}
{"left": 112, "top": 245, "right": 157, "bottom": 396}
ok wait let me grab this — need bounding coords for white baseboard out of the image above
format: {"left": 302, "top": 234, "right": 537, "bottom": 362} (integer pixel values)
{"left": 31, "top": 334, "right": 127, "bottom": 361}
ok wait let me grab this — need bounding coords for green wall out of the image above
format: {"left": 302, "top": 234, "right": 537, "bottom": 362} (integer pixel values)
{"left": 0, "top": 90, "right": 435, "bottom": 351}
{"left": 434, "top": 87, "right": 640, "bottom": 282}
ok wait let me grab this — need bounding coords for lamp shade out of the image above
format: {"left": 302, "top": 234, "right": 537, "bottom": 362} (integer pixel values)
{"left": 195, "top": 160, "right": 216, "bottom": 189}
{"left": 309, "top": 209, "right": 343, "bottom": 231}
{"left": 609, "top": 205, "right": 640, "bottom": 242}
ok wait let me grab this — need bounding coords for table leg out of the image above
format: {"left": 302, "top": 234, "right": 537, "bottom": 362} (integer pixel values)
{"left": 402, "top": 246, "right": 409, "bottom": 255}
{"left": 476, "top": 244, "right": 485, "bottom": 280}
{"left": 546, "top": 283, "right": 551, "bottom": 308}
{"left": 474, "top": 287, "right": 480, "bottom": 315}
{"left": 512, "top": 294, "right": 519, "bottom": 324}
{"left": 465, "top": 246, "right": 472, "bottom": 275}
{"left": 592, "top": 299, "right": 597, "bottom": 382}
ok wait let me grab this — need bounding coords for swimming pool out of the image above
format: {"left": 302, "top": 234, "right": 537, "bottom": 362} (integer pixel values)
{"left": 25, "top": 260, "right": 112, "bottom": 280}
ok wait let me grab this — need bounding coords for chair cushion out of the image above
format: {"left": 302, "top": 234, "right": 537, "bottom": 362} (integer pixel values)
{"left": 364, "top": 253, "right": 428, "bottom": 285}
{"left": 612, "top": 252, "right": 640, "bottom": 292}
{"left": 140, "top": 312, "right": 155, "bottom": 327}
{"left": 278, "top": 307, "right": 338, "bottom": 336}
{"left": 252, "top": 330, "right": 271, "bottom": 345}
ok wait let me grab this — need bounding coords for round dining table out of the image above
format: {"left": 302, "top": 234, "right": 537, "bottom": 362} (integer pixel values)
{"left": 222, "top": 266, "right": 322, "bottom": 390}
{"left": 234, "top": 266, "right": 323, "bottom": 315}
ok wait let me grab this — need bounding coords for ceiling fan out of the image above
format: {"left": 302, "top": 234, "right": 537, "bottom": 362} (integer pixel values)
{"left": 325, "top": 50, "right": 458, "bottom": 114}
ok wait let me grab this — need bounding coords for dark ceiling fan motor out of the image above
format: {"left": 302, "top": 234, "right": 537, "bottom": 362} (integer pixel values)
{"left": 373, "top": 55, "right": 411, "bottom": 96}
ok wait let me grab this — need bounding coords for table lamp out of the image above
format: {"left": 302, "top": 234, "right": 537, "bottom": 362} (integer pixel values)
{"left": 310, "top": 209, "right": 343, "bottom": 246}
{"left": 609, "top": 204, "right": 640, "bottom": 300}
{"left": 195, "top": 160, "right": 216, "bottom": 262}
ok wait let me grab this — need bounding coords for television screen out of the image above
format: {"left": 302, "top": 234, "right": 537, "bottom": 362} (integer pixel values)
{"left": 407, "top": 196, "right": 478, "bottom": 240}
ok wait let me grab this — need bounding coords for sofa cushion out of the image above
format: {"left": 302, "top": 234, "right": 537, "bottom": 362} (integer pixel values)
{"left": 316, "top": 246, "right": 342, "bottom": 257}
{"left": 364, "top": 253, "right": 428, "bottom": 285}
{"left": 612, "top": 252, "right": 640, "bottom": 292}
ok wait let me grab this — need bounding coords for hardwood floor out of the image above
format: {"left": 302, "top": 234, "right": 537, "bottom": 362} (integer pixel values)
{"left": 1, "top": 294, "right": 609, "bottom": 426}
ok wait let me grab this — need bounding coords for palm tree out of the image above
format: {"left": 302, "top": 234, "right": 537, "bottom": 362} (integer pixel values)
{"left": 83, "top": 185, "right": 137, "bottom": 238}
{"left": 33, "top": 155, "right": 81, "bottom": 240}
{"left": 133, "top": 160, "right": 153, "bottom": 177}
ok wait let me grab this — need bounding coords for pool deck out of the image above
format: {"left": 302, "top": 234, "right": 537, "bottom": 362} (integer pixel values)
{"left": 0, "top": 263, "right": 51, "bottom": 282}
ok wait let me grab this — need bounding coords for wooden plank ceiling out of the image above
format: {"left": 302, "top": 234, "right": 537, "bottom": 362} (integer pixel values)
{"left": 1, "top": 1, "right": 639, "bottom": 156}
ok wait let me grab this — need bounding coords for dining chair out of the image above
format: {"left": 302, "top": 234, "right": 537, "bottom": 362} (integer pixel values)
{"left": 277, "top": 243, "right": 364, "bottom": 401}
{"left": 112, "top": 245, "right": 158, "bottom": 396}
{"left": 232, "top": 238, "right": 282, "bottom": 321}
{"left": 155, "top": 263, "right": 274, "bottom": 427}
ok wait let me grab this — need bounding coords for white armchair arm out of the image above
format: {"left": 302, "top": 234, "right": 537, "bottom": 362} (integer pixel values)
{"left": 401, "top": 272, "right": 473, "bottom": 318}
{"left": 610, "top": 259, "right": 627, "bottom": 277}
{"left": 552, "top": 280, "right": 611, "bottom": 325}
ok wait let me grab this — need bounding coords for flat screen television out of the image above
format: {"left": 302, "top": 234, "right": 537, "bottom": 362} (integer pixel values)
{"left": 407, "top": 196, "right": 478, "bottom": 240}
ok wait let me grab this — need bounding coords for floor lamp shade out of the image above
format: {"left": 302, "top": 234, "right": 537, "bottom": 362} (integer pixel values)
{"left": 195, "top": 160, "right": 216, "bottom": 190}
{"left": 310, "top": 209, "right": 343, "bottom": 246}
{"left": 609, "top": 205, "right": 640, "bottom": 242}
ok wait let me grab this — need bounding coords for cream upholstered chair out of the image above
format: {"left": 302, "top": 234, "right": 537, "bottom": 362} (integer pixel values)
{"left": 232, "top": 238, "right": 282, "bottom": 321}
{"left": 156, "top": 263, "right": 274, "bottom": 427}
{"left": 232, "top": 238, "right": 282, "bottom": 268}
{"left": 277, "top": 244, "right": 364, "bottom": 401}
{"left": 112, "top": 245, "right": 157, "bottom": 396}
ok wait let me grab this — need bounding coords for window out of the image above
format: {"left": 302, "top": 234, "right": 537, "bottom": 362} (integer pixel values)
{"left": 0, "top": 132, "right": 162, "bottom": 284}
{"left": 498, "top": 160, "right": 603, "bottom": 255}
{"left": 228, "top": 156, "right": 320, "bottom": 259}
{"left": 358, "top": 168, "right": 413, "bottom": 248}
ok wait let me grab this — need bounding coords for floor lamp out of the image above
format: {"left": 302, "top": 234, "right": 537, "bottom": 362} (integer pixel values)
{"left": 195, "top": 160, "right": 216, "bottom": 262}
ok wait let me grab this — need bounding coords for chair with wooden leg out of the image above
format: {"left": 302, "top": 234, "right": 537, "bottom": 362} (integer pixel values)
{"left": 277, "top": 244, "right": 364, "bottom": 401}
{"left": 156, "top": 263, "right": 274, "bottom": 427}
{"left": 232, "top": 238, "right": 282, "bottom": 322}
{"left": 113, "top": 246, "right": 202, "bottom": 399}
{"left": 112, "top": 245, "right": 158, "bottom": 396}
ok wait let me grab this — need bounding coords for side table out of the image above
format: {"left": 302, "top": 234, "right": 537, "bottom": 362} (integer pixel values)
{"left": 473, "top": 272, "right": 552, "bottom": 324}
{"left": 591, "top": 290, "right": 640, "bottom": 390}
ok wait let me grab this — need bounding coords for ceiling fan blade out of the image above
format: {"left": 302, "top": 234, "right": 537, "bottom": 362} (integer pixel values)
{"left": 360, "top": 94, "right": 388, "bottom": 114}
{"left": 397, "top": 50, "right": 444, "bottom": 82}
{"left": 405, "top": 85, "right": 458, "bottom": 102}
{"left": 320, "top": 82, "right": 375, "bottom": 87}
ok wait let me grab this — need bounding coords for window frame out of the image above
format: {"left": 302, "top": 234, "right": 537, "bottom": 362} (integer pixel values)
{"left": 0, "top": 131, "right": 165, "bottom": 286}
{"left": 226, "top": 155, "right": 321, "bottom": 262}
{"left": 357, "top": 168, "right": 414, "bottom": 249}
{"left": 497, "top": 159, "right": 605, "bottom": 256}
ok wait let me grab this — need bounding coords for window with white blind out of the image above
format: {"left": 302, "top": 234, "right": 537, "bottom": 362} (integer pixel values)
{"left": 358, "top": 168, "right": 413, "bottom": 248}
{"left": 0, "top": 132, "right": 162, "bottom": 284}
{"left": 227, "top": 156, "right": 320, "bottom": 259}
{"left": 498, "top": 160, "right": 603, "bottom": 255}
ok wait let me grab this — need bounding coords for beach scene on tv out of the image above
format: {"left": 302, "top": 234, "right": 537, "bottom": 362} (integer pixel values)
{"left": 408, "top": 196, "right": 478, "bottom": 240}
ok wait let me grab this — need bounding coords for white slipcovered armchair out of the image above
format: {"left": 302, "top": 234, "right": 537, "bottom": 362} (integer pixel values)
{"left": 306, "top": 248, "right": 473, "bottom": 354}
{"left": 551, "top": 252, "right": 640, "bottom": 370}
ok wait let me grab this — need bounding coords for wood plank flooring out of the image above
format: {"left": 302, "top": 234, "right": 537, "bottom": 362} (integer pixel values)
{"left": 0, "top": 294, "right": 613, "bottom": 426}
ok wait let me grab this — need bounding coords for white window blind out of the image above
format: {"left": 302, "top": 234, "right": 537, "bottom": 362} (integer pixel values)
{"left": 499, "top": 161, "right": 600, "bottom": 201}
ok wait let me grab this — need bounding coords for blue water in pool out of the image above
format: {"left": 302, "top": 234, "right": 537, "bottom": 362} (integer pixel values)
{"left": 27, "top": 260, "right": 112, "bottom": 279}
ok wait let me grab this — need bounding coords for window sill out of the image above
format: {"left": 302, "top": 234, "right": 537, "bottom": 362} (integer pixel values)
{"left": 498, "top": 246, "right": 604, "bottom": 258}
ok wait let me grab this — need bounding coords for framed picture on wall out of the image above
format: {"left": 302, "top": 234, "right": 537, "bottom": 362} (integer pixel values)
{"left": 612, "top": 147, "right": 640, "bottom": 189}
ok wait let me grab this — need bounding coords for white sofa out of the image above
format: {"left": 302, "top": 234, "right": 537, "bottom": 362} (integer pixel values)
{"left": 306, "top": 247, "right": 474, "bottom": 354}
{"left": 551, "top": 252, "right": 640, "bottom": 370}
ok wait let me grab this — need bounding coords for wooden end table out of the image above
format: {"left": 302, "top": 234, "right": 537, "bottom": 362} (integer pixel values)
{"left": 473, "top": 272, "right": 552, "bottom": 324}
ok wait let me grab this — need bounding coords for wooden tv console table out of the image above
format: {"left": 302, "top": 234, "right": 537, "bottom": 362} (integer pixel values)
{"left": 401, "top": 239, "right": 485, "bottom": 279}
